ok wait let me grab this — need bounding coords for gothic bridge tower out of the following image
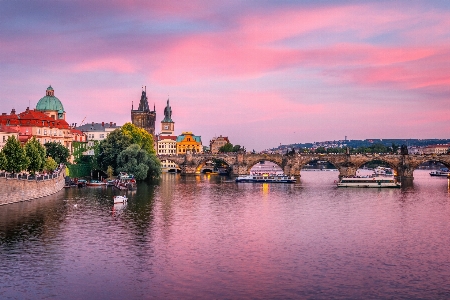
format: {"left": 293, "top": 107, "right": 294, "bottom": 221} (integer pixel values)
{"left": 131, "top": 86, "right": 156, "bottom": 136}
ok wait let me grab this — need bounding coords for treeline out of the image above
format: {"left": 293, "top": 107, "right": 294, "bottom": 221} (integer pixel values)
{"left": 0, "top": 136, "right": 69, "bottom": 174}
{"left": 218, "top": 142, "right": 245, "bottom": 153}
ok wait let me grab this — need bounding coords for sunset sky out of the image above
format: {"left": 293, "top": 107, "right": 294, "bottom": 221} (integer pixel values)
{"left": 1, "top": 0, "right": 449, "bottom": 151}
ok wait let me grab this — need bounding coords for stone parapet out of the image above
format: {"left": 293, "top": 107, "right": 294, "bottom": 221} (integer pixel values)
{"left": 0, "top": 167, "right": 65, "bottom": 206}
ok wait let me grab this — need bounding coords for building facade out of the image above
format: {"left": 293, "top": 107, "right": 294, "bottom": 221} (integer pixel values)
{"left": 131, "top": 87, "right": 156, "bottom": 136}
{"left": 176, "top": 132, "right": 202, "bottom": 154}
{"left": 210, "top": 135, "right": 230, "bottom": 154}
{"left": 0, "top": 125, "right": 19, "bottom": 150}
{"left": 75, "top": 122, "right": 119, "bottom": 155}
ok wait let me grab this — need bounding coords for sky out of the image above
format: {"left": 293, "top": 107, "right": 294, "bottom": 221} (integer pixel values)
{"left": 1, "top": 0, "right": 449, "bottom": 151}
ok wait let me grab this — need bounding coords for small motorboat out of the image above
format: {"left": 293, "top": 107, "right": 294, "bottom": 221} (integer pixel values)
{"left": 113, "top": 195, "right": 128, "bottom": 204}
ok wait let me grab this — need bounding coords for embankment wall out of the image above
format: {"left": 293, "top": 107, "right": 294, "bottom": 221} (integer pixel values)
{"left": 0, "top": 168, "right": 65, "bottom": 205}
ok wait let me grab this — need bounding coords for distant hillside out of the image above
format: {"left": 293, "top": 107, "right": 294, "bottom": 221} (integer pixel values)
{"left": 273, "top": 139, "right": 450, "bottom": 151}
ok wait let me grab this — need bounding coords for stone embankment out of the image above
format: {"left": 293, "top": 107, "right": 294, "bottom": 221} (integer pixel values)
{"left": 0, "top": 166, "right": 65, "bottom": 205}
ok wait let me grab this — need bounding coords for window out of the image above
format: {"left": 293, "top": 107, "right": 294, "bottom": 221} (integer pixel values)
{"left": 44, "top": 129, "right": 47, "bottom": 135}
{"left": 99, "top": 134, "right": 105, "bottom": 139}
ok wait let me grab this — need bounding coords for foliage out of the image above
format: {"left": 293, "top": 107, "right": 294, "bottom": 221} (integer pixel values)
{"left": 97, "top": 129, "right": 132, "bottom": 172}
{"left": 44, "top": 157, "right": 58, "bottom": 172}
{"left": 25, "top": 137, "right": 46, "bottom": 174}
{"left": 146, "top": 154, "right": 162, "bottom": 180}
{"left": 106, "top": 165, "right": 114, "bottom": 179}
{"left": 326, "top": 147, "right": 346, "bottom": 154}
{"left": 116, "top": 144, "right": 150, "bottom": 180}
{"left": 2, "top": 136, "right": 30, "bottom": 173}
{"left": 315, "top": 147, "right": 327, "bottom": 154}
{"left": 67, "top": 163, "right": 92, "bottom": 178}
{"left": 0, "top": 151, "right": 7, "bottom": 170}
{"left": 219, "top": 142, "right": 244, "bottom": 153}
{"left": 72, "top": 141, "right": 88, "bottom": 163}
{"left": 121, "top": 122, "right": 156, "bottom": 155}
{"left": 44, "top": 142, "right": 70, "bottom": 164}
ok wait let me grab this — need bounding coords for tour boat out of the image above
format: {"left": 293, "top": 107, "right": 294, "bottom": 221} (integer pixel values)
{"left": 429, "top": 168, "right": 450, "bottom": 177}
{"left": 235, "top": 173, "right": 296, "bottom": 183}
{"left": 114, "top": 172, "right": 137, "bottom": 191}
{"left": 337, "top": 176, "right": 401, "bottom": 188}
{"left": 113, "top": 195, "right": 128, "bottom": 203}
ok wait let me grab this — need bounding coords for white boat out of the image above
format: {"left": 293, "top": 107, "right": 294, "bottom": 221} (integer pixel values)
{"left": 235, "top": 173, "right": 296, "bottom": 183}
{"left": 373, "top": 166, "right": 394, "bottom": 176}
{"left": 113, "top": 195, "right": 128, "bottom": 203}
{"left": 430, "top": 169, "right": 450, "bottom": 177}
{"left": 337, "top": 176, "right": 400, "bottom": 188}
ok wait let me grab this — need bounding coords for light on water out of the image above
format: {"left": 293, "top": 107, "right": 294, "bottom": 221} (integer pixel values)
{"left": 1, "top": 170, "right": 450, "bottom": 299}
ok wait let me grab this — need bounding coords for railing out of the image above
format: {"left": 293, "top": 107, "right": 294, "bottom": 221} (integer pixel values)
{"left": 0, "top": 165, "right": 64, "bottom": 181}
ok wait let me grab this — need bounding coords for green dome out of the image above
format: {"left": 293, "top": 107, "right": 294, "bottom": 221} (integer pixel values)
{"left": 36, "top": 86, "right": 64, "bottom": 112}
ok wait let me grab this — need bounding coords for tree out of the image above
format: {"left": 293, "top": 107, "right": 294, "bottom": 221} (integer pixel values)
{"left": 121, "top": 122, "right": 156, "bottom": 155}
{"left": 0, "top": 151, "right": 7, "bottom": 170}
{"left": 44, "top": 142, "right": 70, "bottom": 164}
{"left": 116, "top": 144, "right": 151, "bottom": 180}
{"left": 315, "top": 147, "right": 327, "bottom": 154}
{"left": 2, "top": 136, "right": 29, "bottom": 173}
{"left": 97, "top": 129, "right": 132, "bottom": 172}
{"left": 106, "top": 165, "right": 114, "bottom": 179}
{"left": 25, "top": 137, "right": 46, "bottom": 174}
{"left": 44, "top": 157, "right": 58, "bottom": 172}
{"left": 219, "top": 142, "right": 234, "bottom": 152}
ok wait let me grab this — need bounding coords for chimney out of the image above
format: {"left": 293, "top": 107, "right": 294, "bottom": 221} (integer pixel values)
{"left": 92, "top": 122, "right": 94, "bottom": 126}
{"left": 26, "top": 107, "right": 29, "bottom": 112}
{"left": 110, "top": 121, "right": 113, "bottom": 127}
{"left": 11, "top": 109, "right": 16, "bottom": 115}
{"left": 102, "top": 122, "right": 104, "bottom": 127}
{"left": 2, "top": 113, "right": 6, "bottom": 116}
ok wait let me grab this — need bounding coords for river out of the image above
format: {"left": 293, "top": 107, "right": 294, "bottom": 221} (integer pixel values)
{"left": 1, "top": 170, "right": 450, "bottom": 299}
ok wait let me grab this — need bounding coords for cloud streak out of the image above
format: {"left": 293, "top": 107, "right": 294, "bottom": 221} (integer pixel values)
{"left": 0, "top": 0, "right": 449, "bottom": 150}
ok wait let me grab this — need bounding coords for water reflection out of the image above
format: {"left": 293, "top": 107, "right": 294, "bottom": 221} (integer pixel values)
{"left": 1, "top": 170, "right": 450, "bottom": 299}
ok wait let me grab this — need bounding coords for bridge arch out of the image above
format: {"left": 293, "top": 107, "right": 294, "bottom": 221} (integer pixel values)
{"left": 245, "top": 157, "right": 285, "bottom": 175}
{"left": 160, "top": 158, "right": 182, "bottom": 173}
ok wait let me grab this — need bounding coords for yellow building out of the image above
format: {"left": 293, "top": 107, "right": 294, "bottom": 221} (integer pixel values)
{"left": 176, "top": 131, "right": 202, "bottom": 154}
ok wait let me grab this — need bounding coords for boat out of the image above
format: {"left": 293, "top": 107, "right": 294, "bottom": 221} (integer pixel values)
{"left": 430, "top": 168, "right": 450, "bottom": 177}
{"left": 114, "top": 172, "right": 137, "bottom": 191}
{"left": 373, "top": 166, "right": 394, "bottom": 176}
{"left": 235, "top": 173, "right": 296, "bottom": 183}
{"left": 113, "top": 195, "right": 128, "bottom": 204}
{"left": 337, "top": 175, "right": 400, "bottom": 188}
{"left": 77, "top": 179, "right": 87, "bottom": 188}
{"left": 86, "top": 180, "right": 107, "bottom": 186}
{"left": 106, "top": 180, "right": 115, "bottom": 186}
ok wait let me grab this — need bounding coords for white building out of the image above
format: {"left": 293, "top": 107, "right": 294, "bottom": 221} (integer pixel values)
{"left": 75, "top": 122, "right": 119, "bottom": 155}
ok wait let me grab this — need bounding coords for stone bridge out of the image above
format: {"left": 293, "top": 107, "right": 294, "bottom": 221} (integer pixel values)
{"left": 157, "top": 152, "right": 450, "bottom": 182}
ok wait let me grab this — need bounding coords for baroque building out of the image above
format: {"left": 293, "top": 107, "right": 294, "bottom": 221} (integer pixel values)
{"left": 210, "top": 135, "right": 230, "bottom": 154}
{"left": 131, "top": 87, "right": 156, "bottom": 136}
{"left": 176, "top": 131, "right": 202, "bottom": 154}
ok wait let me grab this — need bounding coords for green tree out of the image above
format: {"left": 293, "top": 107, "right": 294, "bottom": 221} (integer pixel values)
{"left": 219, "top": 142, "right": 234, "bottom": 152}
{"left": 121, "top": 122, "right": 156, "bottom": 155}
{"left": 0, "top": 151, "right": 7, "bottom": 170}
{"left": 116, "top": 144, "right": 151, "bottom": 180}
{"left": 25, "top": 137, "right": 46, "bottom": 174}
{"left": 2, "top": 136, "right": 29, "bottom": 173}
{"left": 315, "top": 147, "right": 327, "bottom": 154}
{"left": 97, "top": 129, "right": 132, "bottom": 172}
{"left": 106, "top": 165, "right": 114, "bottom": 179}
{"left": 44, "top": 156, "right": 58, "bottom": 172}
{"left": 44, "top": 142, "right": 70, "bottom": 164}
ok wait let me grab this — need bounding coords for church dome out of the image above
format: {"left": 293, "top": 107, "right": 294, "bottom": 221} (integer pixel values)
{"left": 36, "top": 85, "right": 64, "bottom": 112}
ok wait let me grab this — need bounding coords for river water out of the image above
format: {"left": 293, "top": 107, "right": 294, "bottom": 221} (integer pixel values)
{"left": 1, "top": 170, "right": 450, "bottom": 299}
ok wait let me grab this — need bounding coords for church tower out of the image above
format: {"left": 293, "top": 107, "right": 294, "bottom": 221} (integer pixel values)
{"left": 160, "top": 98, "right": 174, "bottom": 135}
{"left": 131, "top": 87, "right": 156, "bottom": 136}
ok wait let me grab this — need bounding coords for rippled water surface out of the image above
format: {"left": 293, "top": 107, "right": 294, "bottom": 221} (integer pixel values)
{"left": 1, "top": 170, "right": 450, "bottom": 299}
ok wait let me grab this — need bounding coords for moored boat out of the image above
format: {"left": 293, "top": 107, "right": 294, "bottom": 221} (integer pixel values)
{"left": 113, "top": 195, "right": 128, "bottom": 203}
{"left": 86, "top": 180, "right": 107, "bottom": 186}
{"left": 337, "top": 175, "right": 400, "bottom": 188}
{"left": 114, "top": 172, "right": 137, "bottom": 191}
{"left": 429, "top": 168, "right": 450, "bottom": 177}
{"left": 235, "top": 173, "right": 296, "bottom": 183}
